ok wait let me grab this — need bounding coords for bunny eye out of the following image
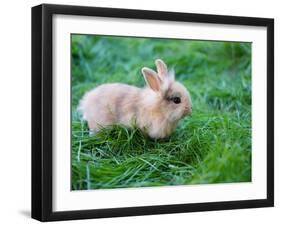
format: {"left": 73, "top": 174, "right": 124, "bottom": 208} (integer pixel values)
{"left": 172, "top": 97, "right": 181, "bottom": 104}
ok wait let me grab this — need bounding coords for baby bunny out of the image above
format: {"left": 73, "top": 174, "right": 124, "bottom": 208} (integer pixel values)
{"left": 79, "top": 59, "right": 192, "bottom": 139}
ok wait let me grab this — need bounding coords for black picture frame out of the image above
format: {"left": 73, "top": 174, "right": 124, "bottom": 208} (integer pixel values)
{"left": 31, "top": 3, "right": 274, "bottom": 222}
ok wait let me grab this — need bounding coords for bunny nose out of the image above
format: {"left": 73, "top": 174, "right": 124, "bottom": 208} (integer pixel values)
{"left": 183, "top": 106, "right": 192, "bottom": 116}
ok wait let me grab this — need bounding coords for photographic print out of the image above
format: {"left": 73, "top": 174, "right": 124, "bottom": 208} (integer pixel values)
{"left": 32, "top": 4, "right": 273, "bottom": 221}
{"left": 71, "top": 35, "right": 252, "bottom": 190}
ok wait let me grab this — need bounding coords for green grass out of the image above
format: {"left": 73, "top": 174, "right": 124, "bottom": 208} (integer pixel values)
{"left": 71, "top": 35, "right": 252, "bottom": 190}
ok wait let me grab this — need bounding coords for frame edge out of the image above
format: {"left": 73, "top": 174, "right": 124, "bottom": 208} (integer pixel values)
{"left": 31, "top": 4, "right": 54, "bottom": 222}
{"left": 31, "top": 4, "right": 44, "bottom": 221}
{"left": 266, "top": 18, "right": 274, "bottom": 207}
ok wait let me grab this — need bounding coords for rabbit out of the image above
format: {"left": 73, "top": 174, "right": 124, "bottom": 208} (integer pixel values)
{"left": 78, "top": 59, "right": 192, "bottom": 139}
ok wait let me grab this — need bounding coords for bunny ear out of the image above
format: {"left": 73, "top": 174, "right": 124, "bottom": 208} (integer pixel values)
{"left": 168, "top": 68, "right": 175, "bottom": 81}
{"left": 141, "top": 67, "right": 161, "bottom": 92}
{"left": 155, "top": 59, "right": 168, "bottom": 79}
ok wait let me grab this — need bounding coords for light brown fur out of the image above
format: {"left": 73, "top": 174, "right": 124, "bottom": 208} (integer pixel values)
{"left": 79, "top": 59, "right": 192, "bottom": 139}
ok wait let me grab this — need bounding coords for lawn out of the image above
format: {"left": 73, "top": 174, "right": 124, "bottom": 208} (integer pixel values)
{"left": 71, "top": 35, "right": 252, "bottom": 190}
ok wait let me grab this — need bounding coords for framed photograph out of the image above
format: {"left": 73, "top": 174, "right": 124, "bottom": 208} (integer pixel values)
{"left": 32, "top": 4, "right": 274, "bottom": 221}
